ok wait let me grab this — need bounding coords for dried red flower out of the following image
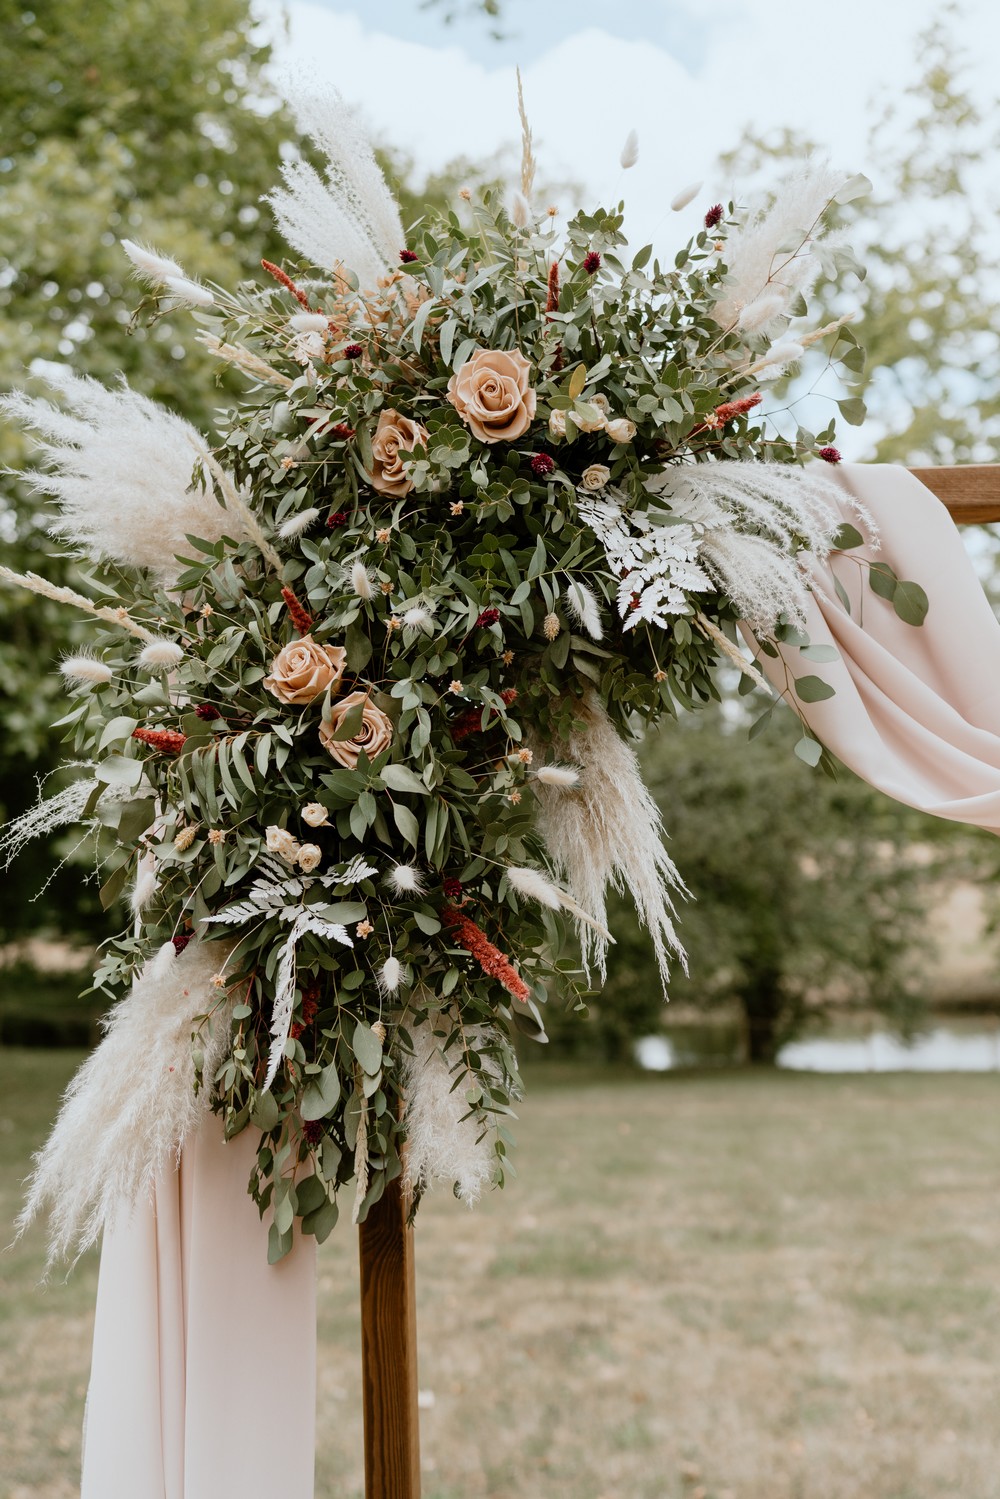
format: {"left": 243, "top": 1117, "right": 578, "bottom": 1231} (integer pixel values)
{"left": 704, "top": 204, "right": 724, "bottom": 229}
{"left": 545, "top": 260, "right": 560, "bottom": 314}
{"left": 260, "top": 259, "right": 311, "bottom": 310}
{"left": 281, "top": 585, "right": 314, "bottom": 634}
{"left": 171, "top": 933, "right": 193, "bottom": 955}
{"left": 303, "top": 1120, "right": 324, "bottom": 1145}
{"left": 441, "top": 905, "right": 530, "bottom": 1003}
{"left": 583, "top": 251, "right": 601, "bottom": 274}
{"left": 328, "top": 423, "right": 356, "bottom": 441}
{"left": 194, "top": 703, "right": 219, "bottom": 721}
{"left": 818, "top": 446, "right": 842, "bottom": 464}
{"left": 399, "top": 249, "right": 419, "bottom": 264}
{"left": 133, "top": 726, "right": 186, "bottom": 754}
{"left": 326, "top": 510, "right": 349, "bottom": 529}
{"left": 531, "top": 453, "right": 555, "bottom": 478}
{"left": 710, "top": 392, "right": 763, "bottom": 427}
{"left": 475, "top": 607, "right": 500, "bottom": 628}
{"left": 343, "top": 343, "right": 363, "bottom": 359}
{"left": 442, "top": 877, "right": 463, "bottom": 900}
{"left": 452, "top": 686, "right": 518, "bottom": 743}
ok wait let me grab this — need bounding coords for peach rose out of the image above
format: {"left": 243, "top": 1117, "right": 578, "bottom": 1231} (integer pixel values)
{"left": 370, "top": 409, "right": 429, "bottom": 497}
{"left": 447, "top": 348, "right": 537, "bottom": 444}
{"left": 320, "top": 691, "right": 394, "bottom": 768}
{"left": 263, "top": 636, "right": 347, "bottom": 706}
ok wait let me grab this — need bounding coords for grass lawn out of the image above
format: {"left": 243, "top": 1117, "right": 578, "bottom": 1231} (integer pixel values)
{"left": 1, "top": 1051, "right": 998, "bottom": 1499}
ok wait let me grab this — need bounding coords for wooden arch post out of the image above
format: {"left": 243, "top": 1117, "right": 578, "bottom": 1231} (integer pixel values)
{"left": 354, "top": 464, "right": 1000, "bottom": 1499}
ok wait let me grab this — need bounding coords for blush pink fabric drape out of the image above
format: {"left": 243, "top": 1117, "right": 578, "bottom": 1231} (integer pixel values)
{"left": 79, "top": 463, "right": 1000, "bottom": 1499}
{"left": 81, "top": 1119, "right": 317, "bottom": 1499}
{"left": 746, "top": 463, "right": 1000, "bottom": 829}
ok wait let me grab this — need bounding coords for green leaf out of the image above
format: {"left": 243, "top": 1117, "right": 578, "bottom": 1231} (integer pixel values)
{"left": 96, "top": 755, "right": 144, "bottom": 788}
{"left": 893, "top": 579, "right": 929, "bottom": 626}
{"left": 345, "top": 619, "right": 373, "bottom": 673}
{"left": 837, "top": 397, "right": 867, "bottom": 427}
{"left": 301, "top": 1063, "right": 341, "bottom": 1121}
{"left": 268, "top": 1222, "right": 294, "bottom": 1264}
{"left": 868, "top": 562, "right": 898, "bottom": 601}
{"left": 831, "top": 523, "right": 864, "bottom": 551}
{"left": 295, "top": 1173, "right": 328, "bottom": 1216}
{"left": 794, "top": 736, "right": 823, "bottom": 767}
{"left": 251, "top": 1091, "right": 281, "bottom": 1131}
{"left": 98, "top": 715, "right": 139, "bottom": 752}
{"left": 795, "top": 675, "right": 836, "bottom": 703}
{"left": 833, "top": 575, "right": 852, "bottom": 615}
{"left": 117, "top": 797, "right": 157, "bottom": 844}
{"left": 302, "top": 1197, "right": 339, "bottom": 1243}
{"left": 380, "top": 764, "right": 429, "bottom": 795}
{"left": 329, "top": 701, "right": 365, "bottom": 742}
{"left": 99, "top": 860, "right": 130, "bottom": 911}
{"left": 748, "top": 707, "right": 773, "bottom": 741}
{"left": 799, "top": 644, "right": 840, "bottom": 664}
{"left": 392, "top": 801, "right": 421, "bottom": 848}
{"left": 352, "top": 1020, "right": 383, "bottom": 1076}
{"left": 834, "top": 172, "right": 873, "bottom": 204}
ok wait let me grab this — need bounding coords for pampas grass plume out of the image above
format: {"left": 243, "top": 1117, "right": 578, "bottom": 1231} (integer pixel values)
{"left": 279, "top": 507, "right": 320, "bottom": 539}
{"left": 401, "top": 1008, "right": 499, "bottom": 1205}
{"left": 60, "top": 653, "right": 113, "bottom": 686}
{"left": 670, "top": 181, "right": 703, "bottom": 211}
{"left": 737, "top": 290, "right": 787, "bottom": 334}
{"left": 620, "top": 129, "right": 639, "bottom": 170}
{"left": 511, "top": 190, "right": 531, "bottom": 228}
{"left": 139, "top": 639, "right": 184, "bottom": 670}
{"left": 351, "top": 560, "right": 373, "bottom": 600}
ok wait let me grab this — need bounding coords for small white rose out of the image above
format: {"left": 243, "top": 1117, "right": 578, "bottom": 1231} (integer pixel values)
{"left": 605, "top": 418, "right": 637, "bottom": 444}
{"left": 581, "top": 463, "right": 611, "bottom": 491}
{"left": 266, "top": 825, "right": 300, "bottom": 865}
{"left": 548, "top": 409, "right": 567, "bottom": 440}
{"left": 302, "top": 803, "right": 329, "bottom": 828}
{"left": 297, "top": 843, "right": 323, "bottom": 873}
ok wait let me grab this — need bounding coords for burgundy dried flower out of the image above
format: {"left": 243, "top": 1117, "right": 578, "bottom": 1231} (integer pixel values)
{"left": 194, "top": 703, "right": 219, "bottom": 721}
{"left": 442, "top": 877, "right": 464, "bottom": 900}
{"left": 281, "top": 585, "right": 314, "bottom": 634}
{"left": 583, "top": 251, "right": 601, "bottom": 274}
{"left": 171, "top": 933, "right": 193, "bottom": 955}
{"left": 475, "top": 607, "right": 500, "bottom": 628}
{"left": 704, "top": 204, "right": 724, "bottom": 229}
{"left": 327, "top": 510, "right": 349, "bottom": 529}
{"left": 329, "top": 423, "right": 356, "bottom": 441}
{"left": 399, "top": 249, "right": 419, "bottom": 264}
{"left": 343, "top": 343, "right": 363, "bottom": 359}
{"left": 531, "top": 453, "right": 555, "bottom": 478}
{"left": 818, "top": 446, "right": 842, "bottom": 464}
{"left": 303, "top": 1120, "right": 324, "bottom": 1145}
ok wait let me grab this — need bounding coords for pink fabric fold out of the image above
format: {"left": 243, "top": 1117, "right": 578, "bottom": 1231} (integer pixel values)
{"left": 81, "top": 1119, "right": 317, "bottom": 1499}
{"left": 747, "top": 463, "right": 1000, "bottom": 831}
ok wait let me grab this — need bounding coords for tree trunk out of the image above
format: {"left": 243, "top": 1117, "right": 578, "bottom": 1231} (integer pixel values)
{"left": 739, "top": 973, "right": 784, "bottom": 1065}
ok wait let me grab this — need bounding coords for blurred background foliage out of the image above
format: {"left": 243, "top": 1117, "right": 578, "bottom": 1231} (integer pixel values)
{"left": 1, "top": 0, "right": 997, "bottom": 1058}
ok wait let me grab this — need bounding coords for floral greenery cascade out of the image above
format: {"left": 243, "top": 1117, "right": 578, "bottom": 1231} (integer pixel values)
{"left": 2, "top": 91, "right": 928, "bottom": 1266}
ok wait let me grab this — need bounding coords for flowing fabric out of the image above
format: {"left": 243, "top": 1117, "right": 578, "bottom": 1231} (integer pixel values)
{"left": 746, "top": 463, "right": 1000, "bottom": 830}
{"left": 81, "top": 1118, "right": 317, "bottom": 1499}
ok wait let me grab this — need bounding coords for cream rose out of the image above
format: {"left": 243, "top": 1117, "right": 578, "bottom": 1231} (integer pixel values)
{"left": 575, "top": 393, "right": 609, "bottom": 433}
{"left": 581, "top": 464, "right": 611, "bottom": 491}
{"left": 297, "top": 843, "right": 323, "bottom": 873}
{"left": 320, "top": 691, "right": 394, "bottom": 769}
{"left": 447, "top": 348, "right": 537, "bottom": 444}
{"left": 266, "top": 826, "right": 300, "bottom": 865}
{"left": 606, "top": 418, "right": 637, "bottom": 444}
{"left": 263, "top": 636, "right": 347, "bottom": 706}
{"left": 548, "top": 409, "right": 567, "bottom": 440}
{"left": 302, "top": 802, "right": 329, "bottom": 828}
{"left": 370, "top": 409, "right": 429, "bottom": 498}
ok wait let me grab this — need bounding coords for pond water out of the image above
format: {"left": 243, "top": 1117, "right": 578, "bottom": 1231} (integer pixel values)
{"left": 635, "top": 1018, "right": 1000, "bottom": 1073}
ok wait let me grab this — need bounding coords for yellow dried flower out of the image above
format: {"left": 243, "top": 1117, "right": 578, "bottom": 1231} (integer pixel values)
{"left": 543, "top": 613, "right": 560, "bottom": 641}
{"left": 200, "top": 603, "right": 214, "bottom": 618}
{"left": 654, "top": 668, "right": 668, "bottom": 683}
{"left": 547, "top": 205, "right": 558, "bottom": 217}
{"left": 450, "top": 501, "right": 464, "bottom": 516}
{"left": 380, "top": 580, "right": 393, "bottom": 594}
{"left": 212, "top": 973, "right": 227, "bottom": 988}
{"left": 207, "top": 828, "right": 226, "bottom": 845}
{"left": 372, "top": 1020, "right": 387, "bottom": 1042}
{"left": 386, "top": 616, "right": 401, "bottom": 631}
{"left": 516, "top": 747, "right": 534, "bottom": 764}
{"left": 502, "top": 649, "right": 515, "bottom": 665}
{"left": 448, "top": 680, "right": 464, "bottom": 694}
{"left": 376, "top": 527, "right": 392, "bottom": 543}
{"left": 459, "top": 187, "right": 472, "bottom": 202}
{"left": 509, "top": 790, "right": 522, "bottom": 804}
{"left": 356, "top": 919, "right": 374, "bottom": 938}
{"left": 174, "top": 825, "right": 197, "bottom": 851}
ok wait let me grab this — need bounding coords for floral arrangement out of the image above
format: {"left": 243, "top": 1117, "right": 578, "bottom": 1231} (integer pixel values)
{"left": 1, "top": 86, "right": 927, "bottom": 1267}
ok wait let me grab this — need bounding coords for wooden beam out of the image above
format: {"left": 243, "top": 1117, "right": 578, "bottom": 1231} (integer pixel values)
{"left": 359, "top": 1173, "right": 421, "bottom": 1499}
{"left": 909, "top": 464, "right": 1000, "bottom": 524}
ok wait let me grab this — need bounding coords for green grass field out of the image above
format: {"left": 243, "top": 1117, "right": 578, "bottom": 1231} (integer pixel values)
{"left": 2, "top": 1051, "right": 998, "bottom": 1499}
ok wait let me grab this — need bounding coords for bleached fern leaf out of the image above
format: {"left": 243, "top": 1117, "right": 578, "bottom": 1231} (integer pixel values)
{"left": 577, "top": 493, "right": 711, "bottom": 629}
{"left": 264, "top": 911, "right": 352, "bottom": 1092}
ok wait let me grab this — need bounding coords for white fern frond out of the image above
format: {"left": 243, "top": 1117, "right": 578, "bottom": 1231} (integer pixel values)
{"left": 577, "top": 493, "right": 711, "bottom": 630}
{"left": 263, "top": 910, "right": 352, "bottom": 1091}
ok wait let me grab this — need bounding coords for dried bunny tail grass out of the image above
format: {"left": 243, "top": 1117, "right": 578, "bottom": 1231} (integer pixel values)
{"left": 711, "top": 163, "right": 848, "bottom": 333}
{"left": 198, "top": 334, "right": 294, "bottom": 390}
{"left": 532, "top": 692, "right": 687, "bottom": 990}
{"left": 401, "top": 1006, "right": 501, "bottom": 1206}
{"left": 506, "top": 863, "right": 612, "bottom": 940}
{"left": 268, "top": 82, "right": 403, "bottom": 287}
{"left": 0, "top": 565, "right": 155, "bottom": 641}
{"left": 16, "top": 937, "right": 236, "bottom": 1271}
{"left": 563, "top": 579, "right": 604, "bottom": 640}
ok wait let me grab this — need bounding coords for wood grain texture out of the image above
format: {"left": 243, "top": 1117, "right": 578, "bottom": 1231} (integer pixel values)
{"left": 359, "top": 1173, "right": 421, "bottom": 1499}
{"left": 909, "top": 465, "right": 1000, "bottom": 524}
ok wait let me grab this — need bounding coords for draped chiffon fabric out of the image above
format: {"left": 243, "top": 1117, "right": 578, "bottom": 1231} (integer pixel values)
{"left": 81, "top": 1119, "right": 317, "bottom": 1499}
{"left": 79, "top": 463, "right": 1000, "bottom": 1498}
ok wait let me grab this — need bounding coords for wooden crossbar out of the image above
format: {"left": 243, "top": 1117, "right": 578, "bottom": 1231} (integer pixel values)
{"left": 910, "top": 464, "right": 1000, "bottom": 524}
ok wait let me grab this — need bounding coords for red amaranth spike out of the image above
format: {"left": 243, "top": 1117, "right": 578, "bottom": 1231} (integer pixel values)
{"left": 281, "top": 586, "right": 314, "bottom": 634}
{"left": 441, "top": 905, "right": 530, "bottom": 1003}
{"left": 260, "top": 259, "right": 312, "bottom": 310}
{"left": 545, "top": 260, "right": 560, "bottom": 314}
{"left": 133, "top": 726, "right": 187, "bottom": 754}
{"left": 712, "top": 392, "right": 763, "bottom": 425}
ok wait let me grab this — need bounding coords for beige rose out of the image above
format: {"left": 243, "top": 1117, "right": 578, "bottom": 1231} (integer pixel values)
{"left": 548, "top": 409, "right": 567, "bottom": 440}
{"left": 606, "top": 418, "right": 637, "bottom": 444}
{"left": 266, "top": 825, "right": 300, "bottom": 865}
{"left": 320, "top": 691, "right": 394, "bottom": 769}
{"left": 302, "top": 802, "right": 329, "bottom": 828}
{"left": 581, "top": 464, "right": 611, "bottom": 491}
{"left": 264, "top": 636, "right": 347, "bottom": 706}
{"left": 575, "top": 393, "right": 609, "bottom": 433}
{"left": 370, "top": 409, "right": 429, "bottom": 497}
{"left": 447, "top": 348, "right": 537, "bottom": 444}
{"left": 297, "top": 843, "right": 323, "bottom": 873}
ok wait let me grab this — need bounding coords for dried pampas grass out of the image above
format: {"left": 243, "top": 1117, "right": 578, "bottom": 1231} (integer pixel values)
{"left": 16, "top": 937, "right": 235, "bottom": 1270}
{"left": 533, "top": 692, "right": 687, "bottom": 990}
{"left": 401, "top": 1008, "right": 501, "bottom": 1206}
